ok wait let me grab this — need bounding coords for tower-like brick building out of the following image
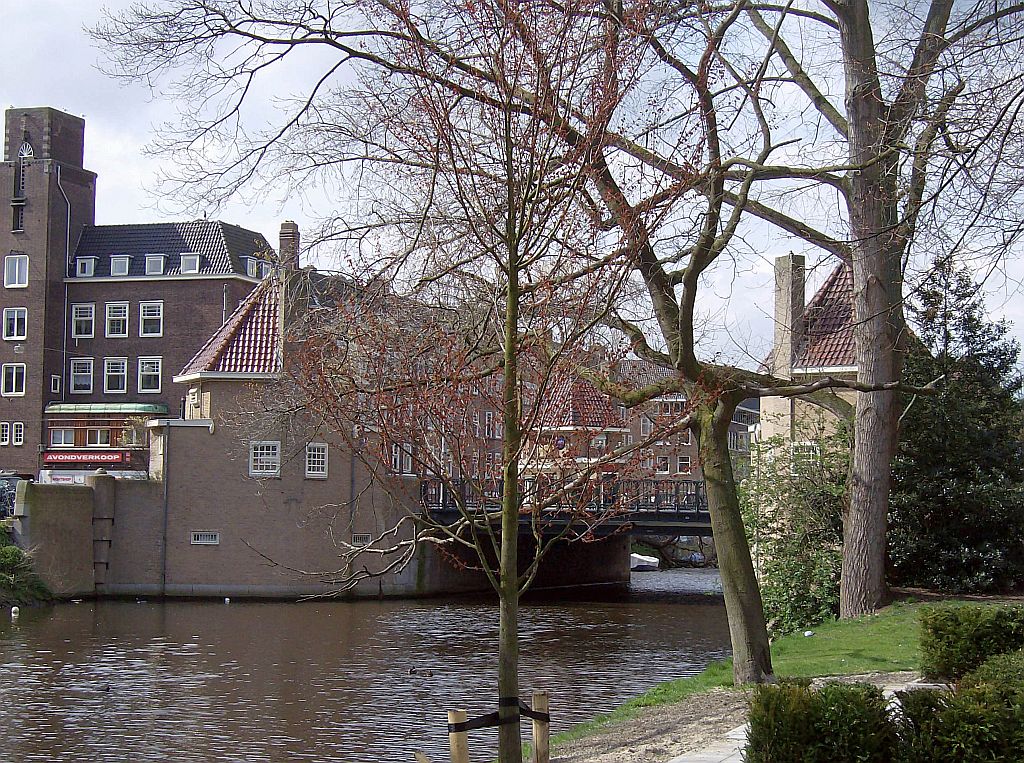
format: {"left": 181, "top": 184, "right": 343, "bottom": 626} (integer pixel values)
{"left": 1, "top": 107, "right": 272, "bottom": 479}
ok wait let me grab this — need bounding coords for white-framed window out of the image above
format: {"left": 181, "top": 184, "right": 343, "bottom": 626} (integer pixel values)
{"left": 50, "top": 375, "right": 61, "bottom": 394}
{"left": 110, "top": 256, "right": 131, "bottom": 277}
{"left": 104, "top": 358, "right": 128, "bottom": 394}
{"left": 105, "top": 302, "right": 129, "bottom": 338}
{"left": 12, "top": 422, "right": 24, "bottom": 446}
{"left": 472, "top": 412, "right": 480, "bottom": 437}
{"left": 3, "top": 307, "right": 27, "bottom": 340}
{"left": 138, "top": 357, "right": 162, "bottom": 393}
{"left": 391, "top": 442, "right": 414, "bottom": 474}
{"left": 484, "top": 411, "right": 494, "bottom": 438}
{"left": 4, "top": 254, "right": 28, "bottom": 288}
{"left": 76, "top": 257, "right": 96, "bottom": 277}
{"left": 249, "top": 441, "right": 281, "bottom": 477}
{"left": 87, "top": 428, "right": 112, "bottom": 447}
{"left": 640, "top": 416, "right": 653, "bottom": 437}
{"left": 679, "top": 429, "right": 692, "bottom": 446}
{"left": 259, "top": 261, "right": 273, "bottom": 278}
{"left": 0, "top": 423, "right": 9, "bottom": 446}
{"left": 352, "top": 533, "right": 372, "bottom": 547}
{"left": 245, "top": 257, "right": 259, "bottom": 278}
{"left": 1, "top": 364, "right": 25, "bottom": 397}
{"left": 728, "top": 429, "right": 748, "bottom": 452}
{"left": 145, "top": 254, "right": 165, "bottom": 275}
{"left": 71, "top": 304, "right": 95, "bottom": 338}
{"left": 678, "top": 455, "right": 692, "bottom": 474}
{"left": 180, "top": 253, "right": 200, "bottom": 274}
{"left": 791, "top": 441, "right": 821, "bottom": 474}
{"left": 50, "top": 428, "right": 74, "bottom": 446}
{"left": 656, "top": 455, "right": 670, "bottom": 474}
{"left": 139, "top": 301, "right": 163, "bottom": 337}
{"left": 70, "top": 358, "right": 93, "bottom": 394}
{"left": 305, "top": 442, "right": 328, "bottom": 479}
{"left": 191, "top": 531, "right": 220, "bottom": 545}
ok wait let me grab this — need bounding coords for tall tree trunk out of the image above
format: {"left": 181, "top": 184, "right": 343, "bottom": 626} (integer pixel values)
{"left": 837, "top": 2, "right": 905, "bottom": 617}
{"left": 497, "top": 187, "right": 523, "bottom": 762}
{"left": 697, "top": 399, "right": 774, "bottom": 683}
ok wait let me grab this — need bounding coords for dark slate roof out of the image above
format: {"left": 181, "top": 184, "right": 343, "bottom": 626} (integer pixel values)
{"left": 796, "top": 264, "right": 854, "bottom": 368}
{"left": 617, "top": 358, "right": 683, "bottom": 392}
{"left": 179, "top": 279, "right": 280, "bottom": 377}
{"left": 71, "top": 220, "right": 272, "bottom": 278}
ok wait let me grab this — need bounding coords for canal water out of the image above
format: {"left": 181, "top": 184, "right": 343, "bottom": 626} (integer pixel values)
{"left": 0, "top": 569, "right": 730, "bottom": 762}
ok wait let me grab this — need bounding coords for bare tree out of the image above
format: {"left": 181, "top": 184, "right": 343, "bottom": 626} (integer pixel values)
{"left": 91, "top": 0, "right": 942, "bottom": 691}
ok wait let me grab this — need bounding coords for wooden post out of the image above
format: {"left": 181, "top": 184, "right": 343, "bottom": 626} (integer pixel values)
{"left": 447, "top": 709, "right": 470, "bottom": 763}
{"left": 531, "top": 691, "right": 550, "bottom": 763}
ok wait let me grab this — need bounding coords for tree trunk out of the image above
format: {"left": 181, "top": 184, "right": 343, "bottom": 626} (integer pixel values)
{"left": 497, "top": 207, "right": 523, "bottom": 762}
{"left": 837, "top": 1, "right": 905, "bottom": 617}
{"left": 697, "top": 400, "right": 774, "bottom": 684}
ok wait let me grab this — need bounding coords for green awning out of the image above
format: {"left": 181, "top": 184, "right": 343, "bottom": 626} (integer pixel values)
{"left": 44, "top": 403, "right": 169, "bottom": 415}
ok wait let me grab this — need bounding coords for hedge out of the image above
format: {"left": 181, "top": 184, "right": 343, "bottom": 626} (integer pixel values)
{"left": 918, "top": 604, "right": 1024, "bottom": 681}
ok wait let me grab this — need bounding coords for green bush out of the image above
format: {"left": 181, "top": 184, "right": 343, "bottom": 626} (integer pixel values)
{"left": 0, "top": 544, "right": 24, "bottom": 570}
{"left": 745, "top": 682, "right": 897, "bottom": 763}
{"left": 896, "top": 688, "right": 1024, "bottom": 762}
{"left": 919, "top": 604, "right": 1024, "bottom": 681}
{"left": 961, "top": 650, "right": 1024, "bottom": 695}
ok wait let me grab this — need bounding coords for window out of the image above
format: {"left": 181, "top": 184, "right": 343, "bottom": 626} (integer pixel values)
{"left": 1, "top": 364, "right": 25, "bottom": 397}
{"left": 678, "top": 455, "right": 692, "bottom": 474}
{"left": 51, "top": 428, "right": 74, "bottom": 446}
{"left": 305, "top": 443, "right": 328, "bottom": 479}
{"left": 245, "top": 257, "right": 259, "bottom": 278}
{"left": 87, "top": 428, "right": 112, "bottom": 446}
{"left": 104, "top": 358, "right": 128, "bottom": 394}
{"left": 0, "top": 423, "right": 9, "bottom": 446}
{"left": 640, "top": 416, "right": 653, "bottom": 437}
{"left": 791, "top": 441, "right": 821, "bottom": 474}
{"left": 5, "top": 254, "right": 28, "bottom": 288}
{"left": 191, "top": 531, "right": 220, "bottom": 545}
{"left": 259, "top": 261, "right": 273, "bottom": 278}
{"left": 728, "top": 430, "right": 749, "bottom": 452}
{"left": 76, "top": 258, "right": 96, "bottom": 277}
{"left": 391, "top": 442, "right": 414, "bottom": 474}
{"left": 12, "top": 207, "right": 24, "bottom": 233}
{"left": 139, "top": 301, "right": 163, "bottom": 337}
{"left": 472, "top": 412, "right": 480, "bottom": 437}
{"left": 3, "top": 308, "right": 26, "bottom": 340}
{"left": 352, "top": 533, "right": 372, "bottom": 547}
{"left": 17, "top": 142, "right": 32, "bottom": 195}
{"left": 50, "top": 375, "right": 61, "bottom": 394}
{"left": 110, "top": 256, "right": 131, "bottom": 277}
{"left": 656, "top": 455, "right": 670, "bottom": 474}
{"left": 105, "top": 302, "right": 129, "bottom": 338}
{"left": 180, "top": 254, "right": 200, "bottom": 273}
{"left": 484, "top": 411, "right": 495, "bottom": 438}
{"left": 145, "top": 255, "right": 165, "bottom": 275}
{"left": 71, "top": 304, "right": 94, "bottom": 338}
{"left": 70, "top": 358, "right": 93, "bottom": 393}
{"left": 12, "top": 422, "right": 23, "bottom": 446}
{"left": 679, "top": 429, "right": 692, "bottom": 446}
{"left": 138, "top": 357, "right": 162, "bottom": 393}
{"left": 249, "top": 441, "right": 281, "bottom": 477}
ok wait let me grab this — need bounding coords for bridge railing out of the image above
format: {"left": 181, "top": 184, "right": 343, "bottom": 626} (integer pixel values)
{"left": 420, "top": 477, "right": 709, "bottom": 516}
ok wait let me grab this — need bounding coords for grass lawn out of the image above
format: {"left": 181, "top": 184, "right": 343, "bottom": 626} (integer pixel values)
{"left": 550, "top": 601, "right": 922, "bottom": 748}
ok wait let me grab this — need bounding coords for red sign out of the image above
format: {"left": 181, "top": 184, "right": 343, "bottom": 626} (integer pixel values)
{"left": 43, "top": 451, "right": 126, "bottom": 464}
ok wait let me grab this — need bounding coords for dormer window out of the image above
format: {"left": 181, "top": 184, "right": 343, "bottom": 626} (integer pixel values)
{"left": 145, "top": 255, "right": 165, "bottom": 275}
{"left": 76, "top": 257, "right": 97, "bottom": 278}
{"left": 180, "top": 253, "right": 200, "bottom": 274}
{"left": 244, "top": 257, "right": 258, "bottom": 278}
{"left": 259, "top": 261, "right": 273, "bottom": 278}
{"left": 110, "top": 256, "right": 131, "bottom": 277}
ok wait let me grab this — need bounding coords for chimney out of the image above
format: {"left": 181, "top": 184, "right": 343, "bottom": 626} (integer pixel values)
{"left": 279, "top": 220, "right": 300, "bottom": 270}
{"left": 773, "top": 253, "right": 805, "bottom": 377}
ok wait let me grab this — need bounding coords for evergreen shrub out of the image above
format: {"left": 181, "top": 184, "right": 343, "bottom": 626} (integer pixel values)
{"left": 919, "top": 604, "right": 1024, "bottom": 681}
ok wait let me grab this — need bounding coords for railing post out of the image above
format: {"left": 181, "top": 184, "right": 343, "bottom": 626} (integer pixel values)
{"left": 447, "top": 709, "right": 470, "bottom": 763}
{"left": 532, "top": 691, "right": 550, "bottom": 763}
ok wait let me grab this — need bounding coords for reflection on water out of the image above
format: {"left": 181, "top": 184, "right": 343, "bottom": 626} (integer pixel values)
{"left": 0, "top": 569, "right": 729, "bottom": 762}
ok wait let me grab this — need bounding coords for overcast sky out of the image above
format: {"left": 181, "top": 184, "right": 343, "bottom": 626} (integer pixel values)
{"left": 4, "top": 0, "right": 1024, "bottom": 365}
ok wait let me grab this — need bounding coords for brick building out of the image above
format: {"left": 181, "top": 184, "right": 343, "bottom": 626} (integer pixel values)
{"left": 1, "top": 106, "right": 273, "bottom": 480}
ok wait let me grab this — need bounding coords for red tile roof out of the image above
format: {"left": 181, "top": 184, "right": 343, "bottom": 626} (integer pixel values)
{"left": 540, "top": 376, "right": 624, "bottom": 429}
{"left": 178, "top": 279, "right": 281, "bottom": 377}
{"left": 796, "top": 264, "right": 854, "bottom": 369}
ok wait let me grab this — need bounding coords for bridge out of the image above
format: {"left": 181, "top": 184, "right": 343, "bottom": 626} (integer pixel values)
{"left": 421, "top": 478, "right": 713, "bottom": 536}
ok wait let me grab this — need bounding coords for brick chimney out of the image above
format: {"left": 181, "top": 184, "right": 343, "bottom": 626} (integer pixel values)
{"left": 772, "top": 253, "right": 805, "bottom": 377}
{"left": 279, "top": 220, "right": 300, "bottom": 269}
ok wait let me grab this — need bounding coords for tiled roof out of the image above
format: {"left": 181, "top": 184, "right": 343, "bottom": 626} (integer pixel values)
{"left": 178, "top": 279, "right": 280, "bottom": 377}
{"left": 72, "top": 220, "right": 271, "bottom": 278}
{"left": 617, "top": 358, "right": 682, "bottom": 391}
{"left": 796, "top": 264, "right": 854, "bottom": 368}
{"left": 540, "top": 376, "right": 624, "bottom": 430}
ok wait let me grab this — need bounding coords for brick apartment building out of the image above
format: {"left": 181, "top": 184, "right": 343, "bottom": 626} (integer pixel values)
{"left": 1, "top": 106, "right": 274, "bottom": 480}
